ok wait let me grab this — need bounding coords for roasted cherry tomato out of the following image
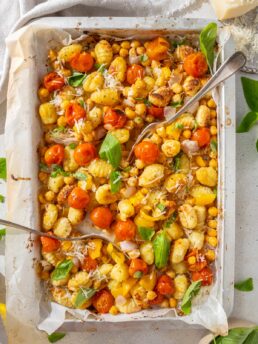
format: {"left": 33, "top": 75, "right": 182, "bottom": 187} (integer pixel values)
{"left": 147, "top": 106, "right": 164, "bottom": 119}
{"left": 65, "top": 102, "right": 86, "bottom": 127}
{"left": 134, "top": 141, "right": 160, "bottom": 164}
{"left": 74, "top": 143, "right": 97, "bottom": 166}
{"left": 67, "top": 187, "right": 90, "bottom": 209}
{"left": 93, "top": 289, "right": 114, "bottom": 314}
{"left": 44, "top": 144, "right": 64, "bottom": 166}
{"left": 43, "top": 72, "right": 65, "bottom": 92}
{"left": 129, "top": 258, "right": 148, "bottom": 276}
{"left": 192, "top": 128, "right": 211, "bottom": 147}
{"left": 146, "top": 37, "right": 169, "bottom": 61}
{"left": 40, "top": 233, "right": 60, "bottom": 253}
{"left": 156, "top": 275, "right": 174, "bottom": 295}
{"left": 103, "top": 108, "right": 127, "bottom": 129}
{"left": 126, "top": 64, "right": 144, "bottom": 85}
{"left": 192, "top": 267, "right": 213, "bottom": 286}
{"left": 70, "top": 52, "right": 94, "bottom": 72}
{"left": 186, "top": 249, "right": 208, "bottom": 272}
{"left": 82, "top": 256, "right": 98, "bottom": 272}
{"left": 114, "top": 219, "right": 136, "bottom": 241}
{"left": 149, "top": 292, "right": 164, "bottom": 305}
{"left": 183, "top": 52, "right": 208, "bottom": 78}
{"left": 90, "top": 207, "right": 113, "bottom": 229}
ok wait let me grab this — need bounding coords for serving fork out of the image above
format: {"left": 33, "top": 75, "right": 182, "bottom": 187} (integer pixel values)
{"left": 127, "top": 51, "right": 246, "bottom": 163}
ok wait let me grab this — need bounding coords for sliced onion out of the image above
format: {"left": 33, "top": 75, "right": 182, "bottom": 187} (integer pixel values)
{"left": 116, "top": 295, "right": 127, "bottom": 306}
{"left": 127, "top": 249, "right": 141, "bottom": 259}
{"left": 181, "top": 140, "right": 199, "bottom": 156}
{"left": 123, "top": 98, "right": 135, "bottom": 108}
{"left": 164, "top": 106, "right": 176, "bottom": 120}
{"left": 72, "top": 257, "right": 80, "bottom": 268}
{"left": 94, "top": 126, "right": 107, "bottom": 140}
{"left": 122, "top": 186, "right": 137, "bottom": 198}
{"left": 168, "top": 73, "right": 183, "bottom": 87}
{"left": 119, "top": 241, "right": 138, "bottom": 252}
{"left": 128, "top": 55, "right": 141, "bottom": 65}
{"left": 184, "top": 96, "right": 199, "bottom": 114}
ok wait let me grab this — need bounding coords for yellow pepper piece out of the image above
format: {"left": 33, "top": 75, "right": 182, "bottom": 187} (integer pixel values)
{"left": 107, "top": 243, "right": 125, "bottom": 264}
{"left": 88, "top": 239, "right": 103, "bottom": 259}
{"left": 0, "top": 303, "right": 6, "bottom": 321}
{"left": 122, "top": 278, "right": 137, "bottom": 297}
{"left": 139, "top": 271, "right": 157, "bottom": 291}
{"left": 134, "top": 213, "right": 155, "bottom": 228}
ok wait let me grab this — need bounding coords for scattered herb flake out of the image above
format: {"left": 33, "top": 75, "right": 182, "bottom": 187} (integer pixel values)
{"left": 170, "top": 38, "right": 186, "bottom": 48}
{"left": 234, "top": 278, "right": 254, "bottom": 292}
{"left": 51, "top": 165, "right": 70, "bottom": 178}
{"left": 174, "top": 154, "right": 181, "bottom": 171}
{"left": 48, "top": 332, "right": 66, "bottom": 343}
{"left": 123, "top": 166, "right": 131, "bottom": 172}
{"left": 39, "top": 162, "right": 49, "bottom": 172}
{"left": 140, "top": 54, "right": 148, "bottom": 62}
{"left": 69, "top": 143, "right": 77, "bottom": 149}
{"left": 156, "top": 203, "right": 166, "bottom": 212}
{"left": 79, "top": 99, "right": 85, "bottom": 108}
{"left": 175, "top": 123, "right": 184, "bottom": 129}
{"left": 73, "top": 171, "right": 87, "bottom": 181}
{"left": 133, "top": 271, "right": 143, "bottom": 279}
{"left": 210, "top": 139, "right": 217, "bottom": 152}
{"left": 171, "top": 101, "right": 183, "bottom": 108}
{"left": 0, "top": 158, "right": 6, "bottom": 180}
{"left": 164, "top": 212, "right": 177, "bottom": 228}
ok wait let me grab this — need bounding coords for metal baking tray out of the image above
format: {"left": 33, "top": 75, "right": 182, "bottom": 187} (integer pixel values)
{"left": 10, "top": 16, "right": 236, "bottom": 331}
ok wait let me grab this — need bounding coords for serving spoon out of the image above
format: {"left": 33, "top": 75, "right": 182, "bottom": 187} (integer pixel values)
{"left": 127, "top": 51, "right": 246, "bottom": 163}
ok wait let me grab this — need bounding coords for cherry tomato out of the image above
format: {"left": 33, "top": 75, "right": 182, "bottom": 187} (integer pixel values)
{"left": 183, "top": 52, "right": 208, "bottom": 78}
{"left": 43, "top": 72, "right": 65, "bottom": 92}
{"left": 67, "top": 187, "right": 90, "bottom": 209}
{"left": 82, "top": 256, "right": 98, "bottom": 272}
{"left": 156, "top": 275, "right": 174, "bottom": 295}
{"left": 65, "top": 102, "right": 86, "bottom": 127}
{"left": 103, "top": 108, "right": 127, "bottom": 129}
{"left": 134, "top": 141, "right": 160, "bottom": 164}
{"left": 192, "top": 266, "right": 213, "bottom": 286}
{"left": 129, "top": 258, "right": 148, "bottom": 276}
{"left": 90, "top": 207, "right": 113, "bottom": 229}
{"left": 149, "top": 292, "right": 164, "bottom": 305}
{"left": 192, "top": 128, "right": 210, "bottom": 147}
{"left": 147, "top": 106, "right": 164, "bottom": 119}
{"left": 114, "top": 219, "right": 136, "bottom": 241}
{"left": 146, "top": 37, "right": 169, "bottom": 61}
{"left": 70, "top": 52, "right": 94, "bottom": 72}
{"left": 93, "top": 289, "right": 114, "bottom": 314}
{"left": 74, "top": 143, "right": 97, "bottom": 166}
{"left": 40, "top": 233, "right": 60, "bottom": 253}
{"left": 126, "top": 64, "right": 144, "bottom": 85}
{"left": 44, "top": 144, "right": 64, "bottom": 166}
{"left": 186, "top": 249, "right": 208, "bottom": 272}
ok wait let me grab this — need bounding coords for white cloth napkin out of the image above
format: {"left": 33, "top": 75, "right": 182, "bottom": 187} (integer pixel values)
{"left": 0, "top": 0, "right": 199, "bottom": 104}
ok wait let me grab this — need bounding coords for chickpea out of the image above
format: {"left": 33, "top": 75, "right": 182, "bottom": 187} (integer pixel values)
{"left": 182, "top": 130, "right": 191, "bottom": 139}
{"left": 38, "top": 193, "right": 46, "bottom": 204}
{"left": 208, "top": 219, "right": 217, "bottom": 229}
{"left": 129, "top": 47, "right": 137, "bottom": 56}
{"left": 136, "top": 47, "right": 146, "bottom": 55}
{"left": 156, "top": 127, "right": 166, "bottom": 138}
{"left": 209, "top": 159, "right": 218, "bottom": 168}
{"left": 171, "top": 83, "right": 183, "bottom": 94}
{"left": 38, "top": 87, "right": 49, "bottom": 102}
{"left": 205, "top": 249, "right": 216, "bottom": 261}
{"left": 125, "top": 107, "right": 137, "bottom": 119}
{"left": 45, "top": 190, "right": 55, "bottom": 202}
{"left": 207, "top": 228, "right": 217, "bottom": 237}
{"left": 112, "top": 43, "right": 120, "bottom": 54}
{"left": 38, "top": 172, "right": 48, "bottom": 183}
{"left": 210, "top": 126, "right": 217, "bottom": 135}
{"left": 145, "top": 115, "right": 154, "bottom": 123}
{"left": 210, "top": 109, "right": 217, "bottom": 118}
{"left": 121, "top": 41, "right": 131, "bottom": 49}
{"left": 57, "top": 116, "right": 66, "bottom": 127}
{"left": 134, "top": 116, "right": 144, "bottom": 127}
{"left": 135, "top": 103, "right": 147, "bottom": 117}
{"left": 207, "top": 99, "right": 216, "bottom": 108}
{"left": 131, "top": 40, "right": 141, "bottom": 48}
{"left": 119, "top": 48, "right": 129, "bottom": 57}
{"left": 172, "top": 94, "right": 182, "bottom": 103}
{"left": 208, "top": 207, "right": 218, "bottom": 217}
{"left": 169, "top": 298, "right": 177, "bottom": 308}
{"left": 206, "top": 236, "right": 218, "bottom": 247}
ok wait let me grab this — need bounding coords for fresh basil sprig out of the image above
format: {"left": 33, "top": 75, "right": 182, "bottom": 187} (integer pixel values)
{"left": 73, "top": 171, "right": 87, "bottom": 181}
{"left": 110, "top": 170, "right": 122, "bottom": 193}
{"left": 181, "top": 280, "right": 202, "bottom": 315}
{"left": 0, "top": 158, "right": 6, "bottom": 180}
{"left": 74, "top": 288, "right": 96, "bottom": 308}
{"left": 199, "top": 22, "right": 217, "bottom": 72}
{"left": 153, "top": 230, "right": 170, "bottom": 269}
{"left": 68, "top": 72, "right": 87, "bottom": 87}
{"left": 51, "top": 259, "right": 73, "bottom": 281}
{"left": 212, "top": 327, "right": 258, "bottom": 344}
{"left": 48, "top": 332, "right": 66, "bottom": 343}
{"left": 234, "top": 277, "right": 254, "bottom": 292}
{"left": 99, "top": 133, "right": 122, "bottom": 169}
{"left": 138, "top": 227, "right": 155, "bottom": 241}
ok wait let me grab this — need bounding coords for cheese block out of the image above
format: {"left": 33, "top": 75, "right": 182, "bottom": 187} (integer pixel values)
{"left": 210, "top": 0, "right": 258, "bottom": 20}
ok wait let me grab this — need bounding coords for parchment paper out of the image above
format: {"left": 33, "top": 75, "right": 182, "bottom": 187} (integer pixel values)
{"left": 5, "top": 23, "right": 228, "bottom": 339}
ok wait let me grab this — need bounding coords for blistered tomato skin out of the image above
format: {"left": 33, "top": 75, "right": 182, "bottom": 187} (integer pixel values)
{"left": 192, "top": 128, "right": 211, "bottom": 147}
{"left": 126, "top": 64, "right": 144, "bottom": 85}
{"left": 192, "top": 267, "right": 213, "bottom": 286}
{"left": 43, "top": 72, "right": 65, "bottom": 92}
{"left": 44, "top": 144, "right": 65, "bottom": 166}
{"left": 114, "top": 219, "right": 136, "bottom": 241}
{"left": 74, "top": 143, "right": 97, "bottom": 166}
{"left": 183, "top": 52, "right": 208, "bottom": 78}
{"left": 147, "top": 106, "right": 164, "bottom": 119}
{"left": 103, "top": 108, "right": 127, "bottom": 129}
{"left": 93, "top": 290, "right": 114, "bottom": 314}
{"left": 70, "top": 52, "right": 94, "bottom": 72}
{"left": 67, "top": 187, "right": 90, "bottom": 209}
{"left": 129, "top": 258, "right": 148, "bottom": 276}
{"left": 156, "top": 275, "right": 174, "bottom": 295}
{"left": 90, "top": 207, "right": 113, "bottom": 229}
{"left": 65, "top": 103, "right": 86, "bottom": 127}
{"left": 134, "top": 141, "right": 160, "bottom": 164}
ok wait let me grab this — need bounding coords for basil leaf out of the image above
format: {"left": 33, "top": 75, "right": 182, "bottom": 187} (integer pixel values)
{"left": 140, "top": 54, "right": 148, "bottom": 62}
{"left": 51, "top": 165, "right": 70, "bottom": 178}
{"left": 48, "top": 332, "right": 66, "bottom": 343}
{"left": 40, "top": 162, "right": 49, "bottom": 172}
{"left": 99, "top": 133, "right": 122, "bottom": 169}
{"left": 237, "top": 111, "right": 258, "bottom": 133}
{"left": 144, "top": 99, "right": 152, "bottom": 106}
{"left": 156, "top": 203, "right": 166, "bottom": 212}
{"left": 110, "top": 171, "right": 122, "bottom": 193}
{"left": 73, "top": 171, "right": 87, "bottom": 181}
{"left": 241, "top": 77, "right": 258, "bottom": 112}
{"left": 74, "top": 288, "right": 96, "bottom": 308}
{"left": 234, "top": 278, "right": 253, "bottom": 292}
{"left": 175, "top": 122, "right": 184, "bottom": 129}
{"left": 210, "top": 139, "right": 217, "bottom": 152}
{"left": 0, "top": 158, "right": 6, "bottom": 180}
{"left": 0, "top": 195, "right": 5, "bottom": 203}
{"left": 212, "top": 327, "right": 258, "bottom": 344}
{"left": 164, "top": 211, "right": 177, "bottom": 228}
{"left": 94, "top": 63, "right": 107, "bottom": 74}
{"left": 51, "top": 259, "right": 73, "bottom": 281}
{"left": 181, "top": 280, "right": 202, "bottom": 315}
{"left": 171, "top": 101, "right": 183, "bottom": 108}
{"left": 0, "top": 229, "right": 6, "bottom": 240}
{"left": 138, "top": 227, "right": 155, "bottom": 241}
{"left": 153, "top": 230, "right": 170, "bottom": 269}
{"left": 69, "top": 143, "right": 77, "bottom": 149}
{"left": 68, "top": 72, "right": 87, "bottom": 87}
{"left": 200, "top": 22, "right": 217, "bottom": 72}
